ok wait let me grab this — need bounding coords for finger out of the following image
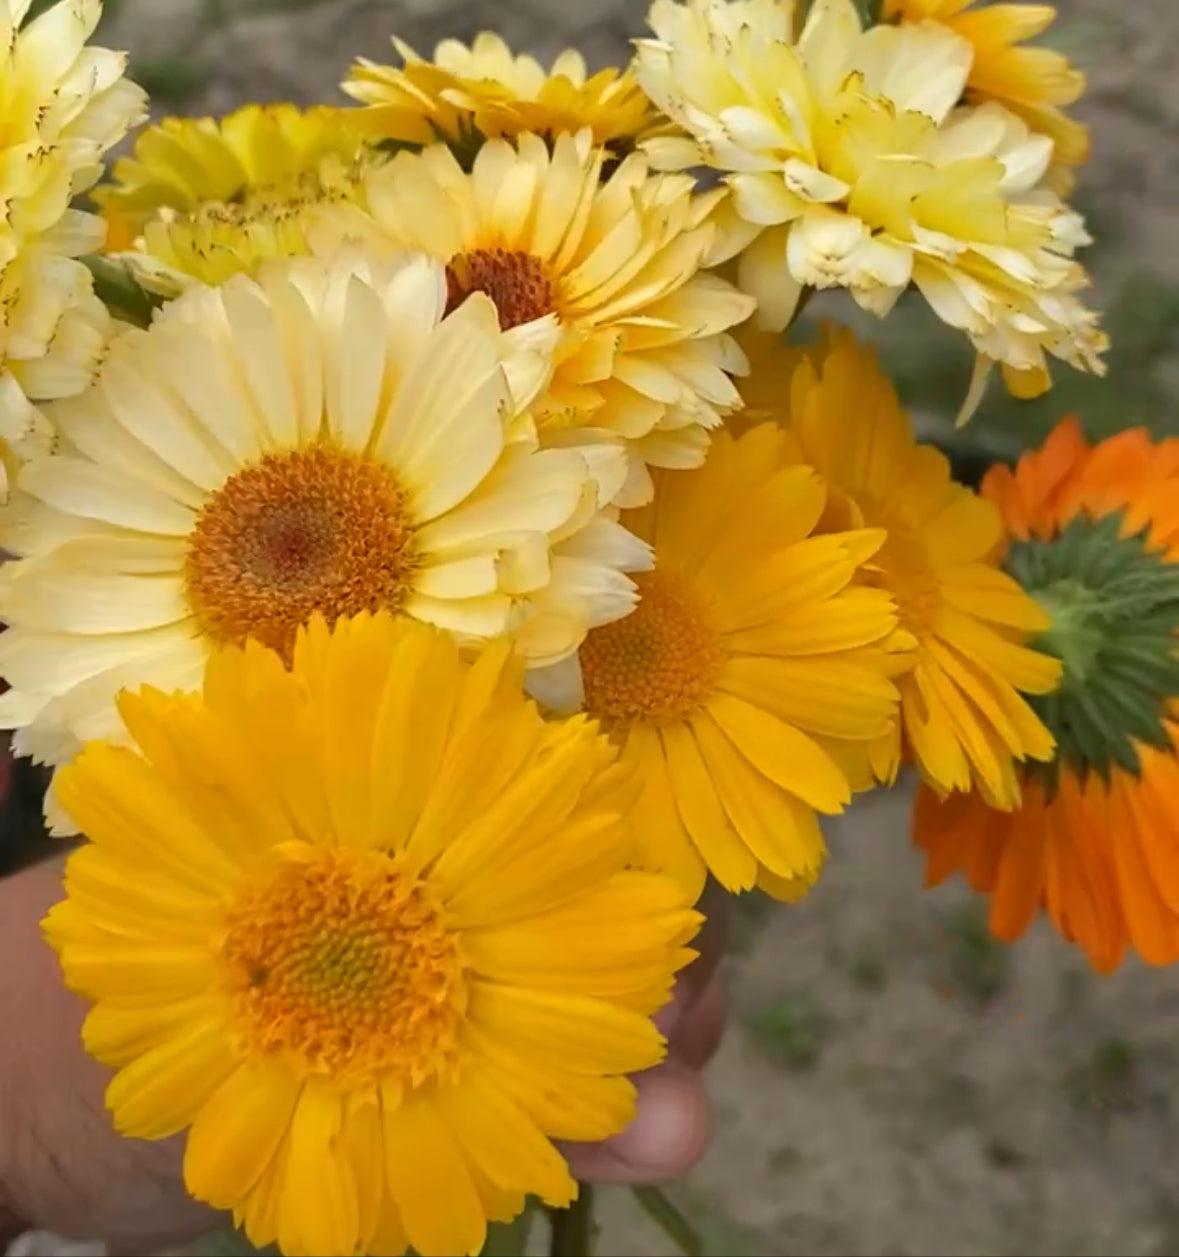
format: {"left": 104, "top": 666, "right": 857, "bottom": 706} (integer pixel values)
{"left": 562, "top": 1060, "right": 711, "bottom": 1184}
{"left": 668, "top": 971, "right": 727, "bottom": 1070}
{"left": 654, "top": 879, "right": 729, "bottom": 1039}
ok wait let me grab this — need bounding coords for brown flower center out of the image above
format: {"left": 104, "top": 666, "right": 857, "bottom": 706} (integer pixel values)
{"left": 185, "top": 445, "right": 418, "bottom": 662}
{"left": 445, "top": 248, "right": 554, "bottom": 329}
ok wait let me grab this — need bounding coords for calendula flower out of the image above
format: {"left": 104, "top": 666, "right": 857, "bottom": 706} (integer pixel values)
{"left": 45, "top": 611, "right": 700, "bottom": 1257}
{"left": 741, "top": 324, "right": 1061, "bottom": 805}
{"left": 310, "top": 129, "right": 756, "bottom": 505}
{"left": 882, "top": 0, "right": 1088, "bottom": 193}
{"left": 530, "top": 421, "right": 904, "bottom": 900}
{"left": 915, "top": 419, "right": 1179, "bottom": 973}
{"left": 343, "top": 31, "right": 657, "bottom": 157}
{"left": 0, "top": 0, "right": 146, "bottom": 484}
{"left": 0, "top": 251, "right": 648, "bottom": 828}
{"left": 633, "top": 0, "right": 1106, "bottom": 406}
{"left": 92, "top": 103, "right": 379, "bottom": 287}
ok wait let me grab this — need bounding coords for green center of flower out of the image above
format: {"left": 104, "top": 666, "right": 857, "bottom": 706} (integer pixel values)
{"left": 1005, "top": 510, "right": 1179, "bottom": 783}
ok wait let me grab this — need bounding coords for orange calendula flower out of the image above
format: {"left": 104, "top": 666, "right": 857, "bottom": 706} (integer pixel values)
{"left": 882, "top": 0, "right": 1088, "bottom": 192}
{"left": 915, "top": 418, "right": 1179, "bottom": 972}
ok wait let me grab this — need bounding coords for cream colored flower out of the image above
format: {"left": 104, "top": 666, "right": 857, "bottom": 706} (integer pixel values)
{"left": 0, "top": 251, "right": 649, "bottom": 830}
{"left": 0, "top": 0, "right": 146, "bottom": 491}
{"left": 633, "top": 0, "right": 1105, "bottom": 406}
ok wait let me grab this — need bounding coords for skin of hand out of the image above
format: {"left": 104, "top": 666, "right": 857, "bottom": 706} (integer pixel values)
{"left": 0, "top": 857, "right": 728, "bottom": 1254}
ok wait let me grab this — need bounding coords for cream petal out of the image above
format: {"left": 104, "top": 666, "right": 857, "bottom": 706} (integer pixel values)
{"left": 19, "top": 457, "right": 196, "bottom": 535}
{"left": 377, "top": 295, "right": 509, "bottom": 523}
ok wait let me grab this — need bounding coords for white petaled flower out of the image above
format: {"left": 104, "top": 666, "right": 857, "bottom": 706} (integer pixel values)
{"left": 0, "top": 251, "right": 650, "bottom": 831}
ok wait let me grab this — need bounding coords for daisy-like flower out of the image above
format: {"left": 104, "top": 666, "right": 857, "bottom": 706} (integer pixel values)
{"left": 0, "top": 0, "right": 146, "bottom": 484}
{"left": 531, "top": 421, "right": 905, "bottom": 901}
{"left": 310, "top": 129, "right": 757, "bottom": 505}
{"left": 45, "top": 611, "right": 701, "bottom": 1257}
{"left": 740, "top": 323, "right": 1061, "bottom": 806}
{"left": 915, "top": 419, "right": 1179, "bottom": 973}
{"left": 343, "top": 31, "right": 658, "bottom": 159}
{"left": 633, "top": 0, "right": 1106, "bottom": 405}
{"left": 882, "top": 0, "right": 1089, "bottom": 194}
{"left": 92, "top": 103, "right": 379, "bottom": 287}
{"left": 0, "top": 251, "right": 649, "bottom": 827}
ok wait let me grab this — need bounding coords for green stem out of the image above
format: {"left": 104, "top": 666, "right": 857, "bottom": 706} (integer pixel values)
{"left": 548, "top": 1183, "right": 595, "bottom": 1257}
{"left": 481, "top": 1209, "right": 535, "bottom": 1257}
{"left": 81, "top": 254, "right": 164, "bottom": 328}
{"left": 631, "top": 1186, "right": 704, "bottom": 1257}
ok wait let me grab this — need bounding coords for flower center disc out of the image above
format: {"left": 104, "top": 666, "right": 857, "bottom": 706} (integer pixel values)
{"left": 580, "top": 567, "right": 725, "bottom": 727}
{"left": 219, "top": 847, "right": 466, "bottom": 1086}
{"left": 445, "top": 248, "right": 554, "bottom": 330}
{"left": 185, "top": 445, "right": 418, "bottom": 661}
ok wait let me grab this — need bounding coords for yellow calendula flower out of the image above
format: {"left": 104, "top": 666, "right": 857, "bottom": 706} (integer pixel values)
{"left": 45, "top": 611, "right": 700, "bottom": 1257}
{"left": 0, "top": 0, "right": 146, "bottom": 488}
{"left": 309, "top": 129, "right": 756, "bottom": 505}
{"left": 882, "top": 0, "right": 1088, "bottom": 193}
{"left": 740, "top": 324, "right": 1062, "bottom": 807}
{"left": 343, "top": 31, "right": 657, "bottom": 157}
{"left": 0, "top": 251, "right": 649, "bottom": 830}
{"left": 633, "top": 0, "right": 1106, "bottom": 407}
{"left": 92, "top": 103, "right": 379, "bottom": 287}
{"left": 529, "top": 422, "right": 906, "bottom": 901}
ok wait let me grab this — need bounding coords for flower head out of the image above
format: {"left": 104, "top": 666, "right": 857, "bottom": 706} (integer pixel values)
{"left": 0, "top": 0, "right": 146, "bottom": 484}
{"left": 44, "top": 611, "right": 700, "bottom": 1257}
{"left": 740, "top": 324, "right": 1061, "bottom": 805}
{"left": 531, "top": 420, "right": 905, "bottom": 901}
{"left": 0, "top": 251, "right": 647, "bottom": 826}
{"left": 92, "top": 104, "right": 380, "bottom": 289}
{"left": 309, "top": 129, "right": 756, "bottom": 505}
{"left": 882, "top": 0, "right": 1088, "bottom": 193}
{"left": 343, "top": 31, "right": 658, "bottom": 157}
{"left": 915, "top": 419, "right": 1179, "bottom": 972}
{"left": 633, "top": 0, "right": 1106, "bottom": 404}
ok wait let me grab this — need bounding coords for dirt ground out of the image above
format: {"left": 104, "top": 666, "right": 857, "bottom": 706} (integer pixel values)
{"left": 29, "top": 1, "right": 1179, "bottom": 1254}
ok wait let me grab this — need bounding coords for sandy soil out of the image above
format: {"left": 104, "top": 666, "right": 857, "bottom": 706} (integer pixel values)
{"left": 30, "top": 1, "right": 1179, "bottom": 1253}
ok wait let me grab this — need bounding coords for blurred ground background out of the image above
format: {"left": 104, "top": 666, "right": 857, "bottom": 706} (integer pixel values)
{"left": 14, "top": 0, "right": 1179, "bottom": 1254}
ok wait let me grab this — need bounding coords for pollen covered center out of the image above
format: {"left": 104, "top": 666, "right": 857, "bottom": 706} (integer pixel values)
{"left": 185, "top": 445, "right": 418, "bottom": 661}
{"left": 445, "top": 247, "right": 554, "bottom": 330}
{"left": 219, "top": 847, "right": 466, "bottom": 1086}
{"left": 580, "top": 567, "right": 725, "bottom": 727}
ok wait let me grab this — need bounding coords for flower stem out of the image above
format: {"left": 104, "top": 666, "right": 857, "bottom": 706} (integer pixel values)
{"left": 631, "top": 1186, "right": 704, "bottom": 1256}
{"left": 548, "top": 1184, "right": 596, "bottom": 1257}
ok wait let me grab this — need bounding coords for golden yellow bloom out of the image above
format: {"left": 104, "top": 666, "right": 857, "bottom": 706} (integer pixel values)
{"left": 882, "top": 0, "right": 1088, "bottom": 193}
{"left": 309, "top": 129, "right": 756, "bottom": 505}
{"left": 45, "top": 611, "right": 700, "bottom": 1257}
{"left": 92, "top": 103, "right": 378, "bottom": 287}
{"left": 633, "top": 0, "right": 1105, "bottom": 406}
{"left": 0, "top": 0, "right": 146, "bottom": 485}
{"left": 742, "top": 324, "right": 1062, "bottom": 806}
{"left": 0, "top": 251, "right": 648, "bottom": 830}
{"left": 530, "top": 421, "right": 904, "bottom": 901}
{"left": 343, "top": 31, "right": 657, "bottom": 156}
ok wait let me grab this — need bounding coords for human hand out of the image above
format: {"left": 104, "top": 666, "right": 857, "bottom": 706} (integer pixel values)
{"left": 0, "top": 857, "right": 727, "bottom": 1254}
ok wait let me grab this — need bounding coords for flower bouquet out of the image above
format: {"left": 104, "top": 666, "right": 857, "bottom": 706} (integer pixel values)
{"left": 3, "top": 0, "right": 1173, "bottom": 1254}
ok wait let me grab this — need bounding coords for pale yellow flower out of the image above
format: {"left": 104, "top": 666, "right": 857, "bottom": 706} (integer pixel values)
{"left": 633, "top": 0, "right": 1105, "bottom": 406}
{"left": 344, "top": 31, "right": 657, "bottom": 155}
{"left": 0, "top": 251, "right": 649, "bottom": 832}
{"left": 0, "top": 0, "right": 146, "bottom": 490}
{"left": 92, "top": 103, "right": 378, "bottom": 288}
{"left": 308, "top": 129, "right": 756, "bottom": 505}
